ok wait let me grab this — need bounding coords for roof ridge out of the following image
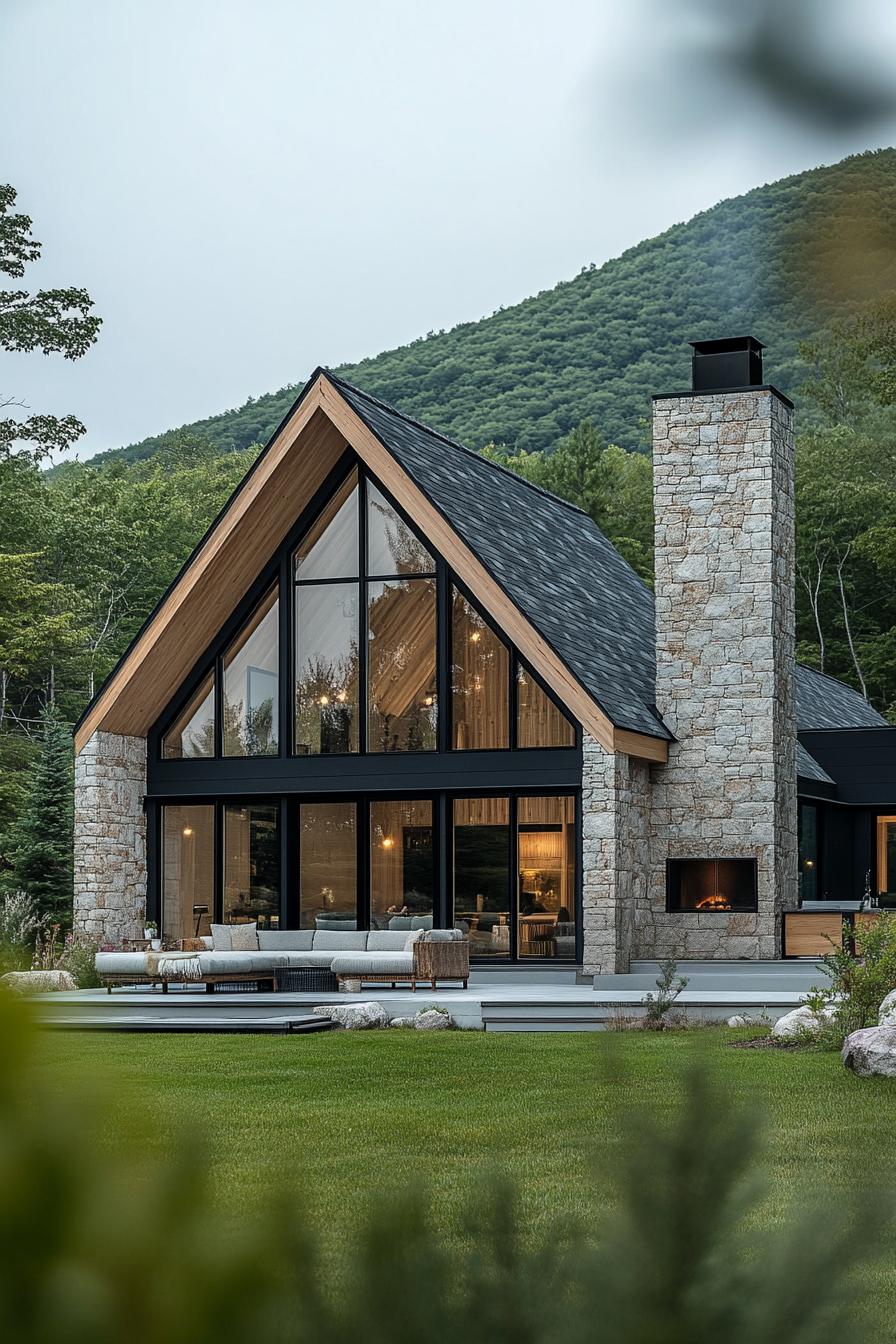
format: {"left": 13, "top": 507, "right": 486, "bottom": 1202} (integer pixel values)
{"left": 323, "top": 370, "right": 590, "bottom": 518}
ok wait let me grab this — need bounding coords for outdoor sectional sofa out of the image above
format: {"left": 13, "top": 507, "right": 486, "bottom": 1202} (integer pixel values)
{"left": 95, "top": 927, "right": 469, "bottom": 993}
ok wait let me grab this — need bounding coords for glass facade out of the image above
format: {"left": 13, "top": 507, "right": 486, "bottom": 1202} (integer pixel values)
{"left": 222, "top": 803, "right": 280, "bottom": 929}
{"left": 517, "top": 796, "right": 576, "bottom": 957}
{"left": 162, "top": 672, "right": 215, "bottom": 759}
{"left": 370, "top": 799, "right": 434, "bottom": 928}
{"left": 798, "top": 802, "right": 820, "bottom": 903}
{"left": 367, "top": 480, "right": 433, "bottom": 575}
{"left": 155, "top": 467, "right": 582, "bottom": 958}
{"left": 299, "top": 802, "right": 358, "bottom": 929}
{"left": 294, "top": 582, "right": 360, "bottom": 754}
{"left": 453, "top": 797, "right": 511, "bottom": 957}
{"left": 223, "top": 587, "right": 279, "bottom": 757}
{"left": 517, "top": 667, "right": 575, "bottom": 749}
{"left": 451, "top": 589, "right": 509, "bottom": 750}
{"left": 367, "top": 578, "right": 437, "bottom": 752}
{"left": 161, "top": 804, "right": 214, "bottom": 941}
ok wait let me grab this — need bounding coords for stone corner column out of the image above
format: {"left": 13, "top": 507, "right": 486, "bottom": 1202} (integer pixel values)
{"left": 73, "top": 730, "right": 148, "bottom": 944}
{"left": 581, "top": 733, "right": 651, "bottom": 977}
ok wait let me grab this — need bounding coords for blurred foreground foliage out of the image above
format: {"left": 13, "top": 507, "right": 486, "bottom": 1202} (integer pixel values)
{"left": 0, "top": 995, "right": 888, "bottom": 1344}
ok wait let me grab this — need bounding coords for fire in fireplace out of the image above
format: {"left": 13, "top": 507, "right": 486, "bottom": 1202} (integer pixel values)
{"left": 666, "top": 858, "right": 758, "bottom": 913}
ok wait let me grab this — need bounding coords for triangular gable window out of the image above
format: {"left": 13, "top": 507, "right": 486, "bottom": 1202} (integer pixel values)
{"left": 159, "top": 466, "right": 578, "bottom": 759}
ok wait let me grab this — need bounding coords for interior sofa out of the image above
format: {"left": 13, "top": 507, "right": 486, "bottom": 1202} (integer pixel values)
{"left": 95, "top": 925, "right": 468, "bottom": 993}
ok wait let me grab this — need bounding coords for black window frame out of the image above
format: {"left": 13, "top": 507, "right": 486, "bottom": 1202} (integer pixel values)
{"left": 149, "top": 786, "right": 582, "bottom": 964}
{"left": 151, "top": 453, "right": 581, "bottom": 765}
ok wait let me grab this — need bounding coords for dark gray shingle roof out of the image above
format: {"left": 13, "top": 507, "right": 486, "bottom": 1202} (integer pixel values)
{"left": 796, "top": 741, "right": 835, "bottom": 785}
{"left": 328, "top": 373, "right": 670, "bottom": 740}
{"left": 327, "top": 377, "right": 887, "bottom": 747}
{"left": 794, "top": 665, "right": 886, "bottom": 731}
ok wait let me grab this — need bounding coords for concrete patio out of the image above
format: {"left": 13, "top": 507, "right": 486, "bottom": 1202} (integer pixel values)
{"left": 29, "top": 961, "right": 825, "bottom": 1032}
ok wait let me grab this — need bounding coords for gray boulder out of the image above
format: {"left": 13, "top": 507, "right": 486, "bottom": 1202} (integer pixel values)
{"left": 842, "top": 1026, "right": 896, "bottom": 1077}
{"left": 389, "top": 1016, "right": 417, "bottom": 1028}
{"left": 878, "top": 989, "right": 896, "bottom": 1027}
{"left": 414, "top": 1008, "right": 450, "bottom": 1031}
{"left": 770, "top": 1004, "right": 835, "bottom": 1039}
{"left": 727, "top": 1014, "right": 752, "bottom": 1028}
{"left": 312, "top": 1001, "right": 388, "bottom": 1030}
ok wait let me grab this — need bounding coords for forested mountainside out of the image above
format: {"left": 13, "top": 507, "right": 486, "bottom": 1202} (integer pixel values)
{"left": 89, "top": 149, "right": 896, "bottom": 466}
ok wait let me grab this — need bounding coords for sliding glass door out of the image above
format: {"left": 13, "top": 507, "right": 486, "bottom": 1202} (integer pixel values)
{"left": 451, "top": 794, "right": 577, "bottom": 960}
{"left": 158, "top": 790, "right": 578, "bottom": 959}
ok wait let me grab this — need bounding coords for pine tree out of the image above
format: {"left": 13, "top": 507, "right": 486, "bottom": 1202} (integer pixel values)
{"left": 9, "top": 702, "right": 74, "bottom": 925}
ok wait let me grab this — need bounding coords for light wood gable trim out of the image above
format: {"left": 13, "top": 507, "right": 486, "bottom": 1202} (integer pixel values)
{"left": 317, "top": 378, "right": 668, "bottom": 763}
{"left": 75, "top": 373, "right": 668, "bottom": 764}
{"left": 74, "top": 380, "right": 339, "bottom": 752}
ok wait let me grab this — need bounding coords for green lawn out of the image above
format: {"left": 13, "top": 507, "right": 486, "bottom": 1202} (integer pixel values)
{"left": 35, "top": 1028, "right": 896, "bottom": 1228}
{"left": 29, "top": 1027, "right": 896, "bottom": 1334}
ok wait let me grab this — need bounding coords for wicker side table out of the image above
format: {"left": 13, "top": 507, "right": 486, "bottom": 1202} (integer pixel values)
{"left": 413, "top": 940, "right": 469, "bottom": 989}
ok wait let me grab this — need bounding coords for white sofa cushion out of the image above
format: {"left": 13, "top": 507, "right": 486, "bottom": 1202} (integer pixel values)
{"left": 366, "top": 931, "right": 410, "bottom": 951}
{"left": 95, "top": 952, "right": 149, "bottom": 975}
{"left": 313, "top": 930, "right": 368, "bottom": 951}
{"left": 197, "top": 951, "right": 288, "bottom": 976}
{"left": 258, "top": 930, "right": 314, "bottom": 951}
{"left": 330, "top": 953, "right": 414, "bottom": 975}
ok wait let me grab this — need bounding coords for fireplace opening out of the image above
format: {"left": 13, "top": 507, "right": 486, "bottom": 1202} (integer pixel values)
{"left": 666, "top": 858, "right": 757, "bottom": 913}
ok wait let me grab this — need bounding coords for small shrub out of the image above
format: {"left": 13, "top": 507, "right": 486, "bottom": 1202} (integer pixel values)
{"left": 0, "top": 891, "right": 47, "bottom": 976}
{"left": 643, "top": 958, "right": 689, "bottom": 1029}
{"left": 807, "top": 914, "right": 896, "bottom": 1048}
{"left": 32, "top": 924, "right": 102, "bottom": 989}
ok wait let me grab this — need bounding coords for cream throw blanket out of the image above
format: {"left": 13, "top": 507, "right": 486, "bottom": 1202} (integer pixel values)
{"left": 147, "top": 950, "right": 203, "bottom": 981}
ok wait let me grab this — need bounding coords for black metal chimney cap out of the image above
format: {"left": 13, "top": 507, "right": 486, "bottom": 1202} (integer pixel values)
{"left": 690, "top": 336, "right": 764, "bottom": 393}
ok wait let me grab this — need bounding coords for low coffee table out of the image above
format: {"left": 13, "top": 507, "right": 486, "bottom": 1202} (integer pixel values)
{"left": 276, "top": 967, "right": 339, "bottom": 994}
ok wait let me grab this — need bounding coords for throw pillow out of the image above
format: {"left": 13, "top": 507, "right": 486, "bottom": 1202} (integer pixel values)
{"left": 229, "top": 922, "right": 259, "bottom": 951}
{"left": 403, "top": 927, "right": 425, "bottom": 949}
{"left": 210, "top": 924, "right": 232, "bottom": 951}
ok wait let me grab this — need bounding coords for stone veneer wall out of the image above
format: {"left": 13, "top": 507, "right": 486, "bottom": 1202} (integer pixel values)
{"left": 581, "top": 732, "right": 651, "bottom": 975}
{"left": 73, "top": 731, "right": 147, "bottom": 943}
{"left": 638, "top": 389, "right": 798, "bottom": 960}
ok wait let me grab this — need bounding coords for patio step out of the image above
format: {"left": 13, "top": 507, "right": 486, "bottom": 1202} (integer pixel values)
{"left": 38, "top": 1013, "right": 336, "bottom": 1035}
{"left": 594, "top": 959, "right": 825, "bottom": 994}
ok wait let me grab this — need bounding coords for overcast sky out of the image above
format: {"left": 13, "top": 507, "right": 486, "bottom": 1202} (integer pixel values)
{"left": 4, "top": 0, "right": 896, "bottom": 462}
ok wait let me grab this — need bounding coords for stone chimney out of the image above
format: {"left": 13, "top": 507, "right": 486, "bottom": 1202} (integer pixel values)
{"left": 643, "top": 338, "right": 797, "bottom": 960}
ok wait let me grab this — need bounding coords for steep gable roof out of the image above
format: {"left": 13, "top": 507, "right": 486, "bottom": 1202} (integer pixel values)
{"left": 75, "top": 371, "right": 670, "bottom": 759}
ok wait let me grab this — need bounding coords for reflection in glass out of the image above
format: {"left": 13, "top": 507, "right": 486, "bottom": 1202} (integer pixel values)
{"left": 223, "top": 587, "right": 279, "bottom": 756}
{"left": 368, "top": 579, "right": 437, "bottom": 752}
{"left": 517, "top": 795, "right": 576, "bottom": 958}
{"left": 451, "top": 588, "right": 509, "bottom": 750}
{"left": 294, "top": 583, "right": 359, "bottom": 754}
{"left": 162, "top": 672, "right": 215, "bottom": 758}
{"left": 367, "top": 481, "right": 434, "bottom": 576}
{"left": 161, "top": 804, "right": 214, "bottom": 942}
{"left": 517, "top": 667, "right": 575, "bottom": 749}
{"left": 798, "top": 802, "right": 819, "bottom": 903}
{"left": 300, "top": 802, "right": 357, "bottom": 929}
{"left": 370, "top": 800, "right": 434, "bottom": 929}
{"left": 453, "top": 796, "right": 510, "bottom": 957}
{"left": 222, "top": 803, "right": 280, "bottom": 929}
{"left": 294, "top": 471, "right": 359, "bottom": 580}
